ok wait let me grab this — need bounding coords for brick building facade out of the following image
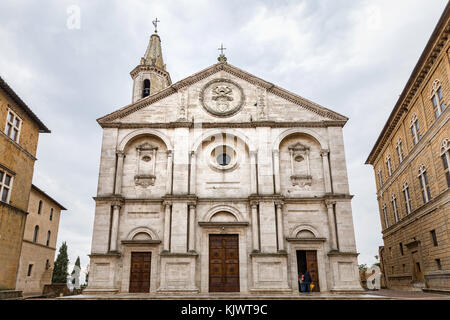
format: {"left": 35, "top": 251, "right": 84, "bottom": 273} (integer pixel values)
{"left": 366, "top": 4, "right": 450, "bottom": 291}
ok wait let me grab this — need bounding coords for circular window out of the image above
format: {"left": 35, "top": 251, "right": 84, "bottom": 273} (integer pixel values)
{"left": 208, "top": 145, "right": 238, "bottom": 171}
{"left": 294, "top": 155, "right": 304, "bottom": 162}
{"left": 217, "top": 153, "right": 231, "bottom": 166}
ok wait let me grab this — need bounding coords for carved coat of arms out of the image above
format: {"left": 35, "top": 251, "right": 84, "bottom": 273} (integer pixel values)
{"left": 200, "top": 78, "right": 244, "bottom": 117}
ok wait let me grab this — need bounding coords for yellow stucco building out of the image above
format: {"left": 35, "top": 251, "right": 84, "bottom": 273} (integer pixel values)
{"left": 0, "top": 76, "right": 50, "bottom": 290}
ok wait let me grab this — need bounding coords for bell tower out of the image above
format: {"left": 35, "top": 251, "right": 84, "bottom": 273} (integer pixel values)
{"left": 130, "top": 19, "right": 171, "bottom": 103}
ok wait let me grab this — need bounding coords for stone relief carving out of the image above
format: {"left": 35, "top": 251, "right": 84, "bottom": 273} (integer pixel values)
{"left": 200, "top": 78, "right": 245, "bottom": 117}
{"left": 134, "top": 142, "right": 158, "bottom": 188}
{"left": 177, "top": 88, "right": 188, "bottom": 121}
{"left": 256, "top": 86, "right": 268, "bottom": 120}
{"left": 288, "top": 142, "right": 312, "bottom": 189}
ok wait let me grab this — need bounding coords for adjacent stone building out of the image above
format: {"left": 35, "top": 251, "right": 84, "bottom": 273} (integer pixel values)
{"left": 15, "top": 185, "right": 66, "bottom": 295}
{"left": 86, "top": 28, "right": 362, "bottom": 295}
{"left": 366, "top": 4, "right": 450, "bottom": 291}
{"left": 0, "top": 76, "right": 50, "bottom": 290}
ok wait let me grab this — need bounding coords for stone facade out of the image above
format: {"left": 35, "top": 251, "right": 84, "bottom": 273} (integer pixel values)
{"left": 15, "top": 185, "right": 66, "bottom": 295}
{"left": 0, "top": 76, "right": 50, "bottom": 290}
{"left": 86, "top": 32, "right": 362, "bottom": 295}
{"left": 366, "top": 4, "right": 450, "bottom": 291}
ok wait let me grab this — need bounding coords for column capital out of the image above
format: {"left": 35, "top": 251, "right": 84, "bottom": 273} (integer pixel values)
{"left": 325, "top": 200, "right": 336, "bottom": 208}
{"left": 275, "top": 201, "right": 284, "bottom": 208}
{"left": 116, "top": 150, "right": 125, "bottom": 157}
{"left": 250, "top": 200, "right": 259, "bottom": 208}
{"left": 188, "top": 203, "right": 197, "bottom": 209}
{"left": 163, "top": 200, "right": 172, "bottom": 206}
{"left": 320, "top": 149, "right": 330, "bottom": 157}
{"left": 250, "top": 150, "right": 258, "bottom": 157}
{"left": 166, "top": 150, "right": 173, "bottom": 156}
{"left": 190, "top": 150, "right": 196, "bottom": 157}
{"left": 273, "top": 149, "right": 280, "bottom": 156}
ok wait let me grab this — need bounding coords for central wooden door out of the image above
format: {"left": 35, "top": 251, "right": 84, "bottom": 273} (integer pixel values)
{"left": 129, "top": 252, "right": 151, "bottom": 293}
{"left": 305, "top": 251, "right": 320, "bottom": 292}
{"left": 209, "top": 234, "right": 240, "bottom": 292}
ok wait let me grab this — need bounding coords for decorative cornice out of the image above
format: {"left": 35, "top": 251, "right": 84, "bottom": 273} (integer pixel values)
{"left": 121, "top": 240, "right": 161, "bottom": 245}
{"left": 286, "top": 237, "right": 327, "bottom": 243}
{"left": 99, "top": 120, "right": 347, "bottom": 129}
{"left": 97, "top": 63, "right": 348, "bottom": 124}
{"left": 198, "top": 221, "right": 249, "bottom": 227}
{"left": 366, "top": 4, "right": 450, "bottom": 164}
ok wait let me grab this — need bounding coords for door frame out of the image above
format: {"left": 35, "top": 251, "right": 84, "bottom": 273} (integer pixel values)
{"left": 121, "top": 244, "right": 160, "bottom": 293}
{"left": 129, "top": 251, "right": 152, "bottom": 293}
{"left": 208, "top": 234, "right": 240, "bottom": 292}
{"left": 287, "top": 240, "right": 327, "bottom": 292}
{"left": 199, "top": 226, "right": 248, "bottom": 293}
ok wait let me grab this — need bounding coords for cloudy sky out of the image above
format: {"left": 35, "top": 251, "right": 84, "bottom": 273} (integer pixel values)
{"left": 0, "top": 0, "right": 447, "bottom": 282}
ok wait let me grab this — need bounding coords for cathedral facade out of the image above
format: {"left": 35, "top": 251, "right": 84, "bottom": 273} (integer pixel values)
{"left": 86, "top": 31, "right": 362, "bottom": 295}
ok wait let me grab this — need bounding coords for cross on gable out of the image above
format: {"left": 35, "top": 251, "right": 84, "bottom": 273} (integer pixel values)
{"left": 218, "top": 43, "right": 226, "bottom": 55}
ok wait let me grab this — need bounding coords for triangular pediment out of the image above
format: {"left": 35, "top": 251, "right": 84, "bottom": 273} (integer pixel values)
{"left": 97, "top": 62, "right": 348, "bottom": 124}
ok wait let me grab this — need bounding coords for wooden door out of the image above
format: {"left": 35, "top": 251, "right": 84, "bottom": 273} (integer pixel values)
{"left": 129, "top": 252, "right": 151, "bottom": 293}
{"left": 209, "top": 234, "right": 240, "bottom": 292}
{"left": 306, "top": 250, "right": 320, "bottom": 292}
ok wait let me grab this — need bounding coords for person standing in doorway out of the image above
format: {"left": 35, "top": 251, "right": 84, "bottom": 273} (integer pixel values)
{"left": 298, "top": 272, "right": 305, "bottom": 292}
{"left": 303, "top": 270, "right": 312, "bottom": 293}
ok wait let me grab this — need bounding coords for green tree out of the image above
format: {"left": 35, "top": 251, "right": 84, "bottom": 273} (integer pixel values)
{"left": 358, "top": 264, "right": 368, "bottom": 271}
{"left": 52, "top": 242, "right": 69, "bottom": 283}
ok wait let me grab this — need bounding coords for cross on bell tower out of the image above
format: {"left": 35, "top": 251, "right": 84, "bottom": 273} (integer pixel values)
{"left": 152, "top": 17, "right": 160, "bottom": 33}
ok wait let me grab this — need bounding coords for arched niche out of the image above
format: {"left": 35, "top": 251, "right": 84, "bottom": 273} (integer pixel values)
{"left": 273, "top": 128, "right": 328, "bottom": 152}
{"left": 118, "top": 128, "right": 173, "bottom": 153}
{"left": 278, "top": 132, "right": 323, "bottom": 191}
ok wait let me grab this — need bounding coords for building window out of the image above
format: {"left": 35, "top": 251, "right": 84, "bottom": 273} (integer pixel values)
{"left": 399, "top": 243, "right": 404, "bottom": 255}
{"left": 402, "top": 181, "right": 412, "bottom": 215}
{"left": 440, "top": 139, "right": 450, "bottom": 188}
{"left": 431, "top": 79, "right": 446, "bottom": 118}
{"left": 410, "top": 114, "right": 421, "bottom": 145}
{"left": 418, "top": 164, "right": 431, "bottom": 204}
{"left": 50, "top": 208, "right": 53, "bottom": 221}
{"left": 391, "top": 266, "right": 394, "bottom": 274}
{"left": 33, "top": 225, "right": 39, "bottom": 243}
{"left": 38, "top": 200, "right": 43, "bottom": 214}
{"left": 46, "top": 230, "right": 51, "bottom": 246}
{"left": 45, "top": 259, "right": 50, "bottom": 270}
{"left": 396, "top": 138, "right": 404, "bottom": 163}
{"left": 378, "top": 168, "right": 383, "bottom": 186}
{"left": 0, "top": 170, "right": 13, "bottom": 203}
{"left": 383, "top": 204, "right": 389, "bottom": 228}
{"left": 386, "top": 155, "right": 393, "bottom": 176}
{"left": 430, "top": 229, "right": 438, "bottom": 246}
{"left": 4, "top": 109, "right": 22, "bottom": 143}
{"left": 27, "top": 264, "right": 33, "bottom": 277}
{"left": 402, "top": 264, "right": 406, "bottom": 273}
{"left": 143, "top": 79, "right": 150, "bottom": 97}
{"left": 392, "top": 193, "right": 399, "bottom": 223}
{"left": 436, "top": 259, "right": 442, "bottom": 270}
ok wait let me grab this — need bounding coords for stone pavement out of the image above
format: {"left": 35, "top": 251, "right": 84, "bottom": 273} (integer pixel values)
{"left": 47, "top": 289, "right": 450, "bottom": 300}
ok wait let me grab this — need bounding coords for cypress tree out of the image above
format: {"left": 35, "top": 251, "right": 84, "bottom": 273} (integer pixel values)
{"left": 52, "top": 242, "right": 69, "bottom": 283}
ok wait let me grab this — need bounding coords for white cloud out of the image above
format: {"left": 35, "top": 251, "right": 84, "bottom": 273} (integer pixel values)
{"left": 0, "top": 0, "right": 446, "bottom": 274}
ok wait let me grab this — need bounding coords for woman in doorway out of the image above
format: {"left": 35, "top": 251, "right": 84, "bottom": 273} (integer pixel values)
{"left": 298, "top": 272, "right": 305, "bottom": 292}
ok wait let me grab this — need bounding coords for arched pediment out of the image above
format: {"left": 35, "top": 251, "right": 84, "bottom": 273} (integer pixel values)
{"left": 204, "top": 205, "right": 244, "bottom": 222}
{"left": 118, "top": 128, "right": 173, "bottom": 152}
{"left": 126, "top": 227, "right": 159, "bottom": 241}
{"left": 290, "top": 225, "right": 320, "bottom": 238}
